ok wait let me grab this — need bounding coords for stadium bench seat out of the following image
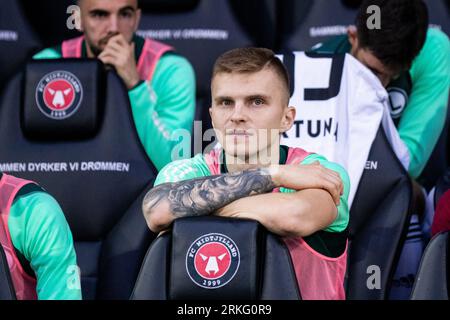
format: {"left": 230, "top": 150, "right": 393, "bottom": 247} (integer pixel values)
{"left": 0, "top": 59, "right": 158, "bottom": 299}
{"left": 19, "top": 0, "right": 81, "bottom": 48}
{"left": 276, "top": 0, "right": 361, "bottom": 52}
{"left": 0, "top": 0, "right": 41, "bottom": 94}
{"left": 347, "top": 127, "right": 413, "bottom": 299}
{"left": 410, "top": 231, "right": 449, "bottom": 300}
{"left": 131, "top": 217, "right": 300, "bottom": 300}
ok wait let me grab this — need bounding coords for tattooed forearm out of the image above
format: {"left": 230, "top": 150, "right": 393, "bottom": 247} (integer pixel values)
{"left": 143, "top": 168, "right": 276, "bottom": 220}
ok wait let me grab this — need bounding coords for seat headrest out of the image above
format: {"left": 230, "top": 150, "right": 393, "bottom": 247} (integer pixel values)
{"left": 139, "top": 0, "right": 199, "bottom": 12}
{"left": 23, "top": 59, "right": 105, "bottom": 140}
{"left": 170, "top": 217, "right": 263, "bottom": 299}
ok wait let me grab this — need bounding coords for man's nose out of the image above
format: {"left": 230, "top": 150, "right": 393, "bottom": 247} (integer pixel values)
{"left": 230, "top": 103, "right": 247, "bottom": 123}
{"left": 107, "top": 15, "right": 119, "bottom": 33}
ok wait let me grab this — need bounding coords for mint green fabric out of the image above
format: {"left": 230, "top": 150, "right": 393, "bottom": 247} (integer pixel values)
{"left": 8, "top": 191, "right": 81, "bottom": 300}
{"left": 399, "top": 28, "right": 450, "bottom": 177}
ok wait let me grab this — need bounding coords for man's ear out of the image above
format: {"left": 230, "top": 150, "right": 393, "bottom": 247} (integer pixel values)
{"left": 209, "top": 107, "right": 215, "bottom": 128}
{"left": 347, "top": 26, "right": 359, "bottom": 52}
{"left": 281, "top": 106, "right": 296, "bottom": 133}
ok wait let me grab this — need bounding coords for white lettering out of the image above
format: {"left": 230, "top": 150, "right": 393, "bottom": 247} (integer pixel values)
{"left": 171, "top": 129, "right": 192, "bottom": 161}
{"left": 366, "top": 265, "right": 381, "bottom": 290}
{"left": 0, "top": 162, "right": 26, "bottom": 172}
{"left": 80, "top": 162, "right": 130, "bottom": 172}
{"left": 66, "top": 5, "right": 81, "bottom": 31}
{"left": 137, "top": 29, "right": 228, "bottom": 40}
{"left": 0, "top": 30, "right": 18, "bottom": 41}
{"left": 27, "top": 162, "right": 68, "bottom": 172}
{"left": 310, "top": 25, "right": 348, "bottom": 37}
{"left": 366, "top": 5, "right": 381, "bottom": 30}
{"left": 365, "top": 161, "right": 378, "bottom": 170}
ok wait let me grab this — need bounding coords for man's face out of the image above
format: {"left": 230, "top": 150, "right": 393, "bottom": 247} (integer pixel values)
{"left": 348, "top": 28, "right": 400, "bottom": 87}
{"left": 79, "top": 0, "right": 141, "bottom": 56}
{"left": 210, "top": 68, "right": 294, "bottom": 161}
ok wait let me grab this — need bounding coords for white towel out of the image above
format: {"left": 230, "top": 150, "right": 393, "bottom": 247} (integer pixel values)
{"left": 279, "top": 52, "right": 410, "bottom": 206}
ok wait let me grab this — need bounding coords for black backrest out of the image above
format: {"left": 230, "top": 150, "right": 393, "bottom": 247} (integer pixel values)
{"left": 20, "top": 0, "right": 82, "bottom": 48}
{"left": 411, "top": 231, "right": 449, "bottom": 300}
{"left": 137, "top": 0, "right": 276, "bottom": 153}
{"left": 131, "top": 217, "right": 300, "bottom": 300}
{"left": 138, "top": 0, "right": 275, "bottom": 98}
{"left": 0, "top": 245, "right": 16, "bottom": 300}
{"left": 427, "top": 0, "right": 450, "bottom": 36}
{"left": 277, "top": 0, "right": 450, "bottom": 51}
{"left": 0, "top": 0, "right": 41, "bottom": 92}
{"left": 347, "top": 127, "right": 413, "bottom": 299}
{"left": 277, "top": 0, "right": 361, "bottom": 51}
{"left": 0, "top": 60, "right": 157, "bottom": 299}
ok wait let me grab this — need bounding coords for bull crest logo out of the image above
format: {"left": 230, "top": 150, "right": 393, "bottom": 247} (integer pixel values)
{"left": 35, "top": 70, "right": 83, "bottom": 120}
{"left": 47, "top": 88, "right": 72, "bottom": 108}
{"left": 200, "top": 253, "right": 227, "bottom": 276}
{"left": 186, "top": 233, "right": 240, "bottom": 289}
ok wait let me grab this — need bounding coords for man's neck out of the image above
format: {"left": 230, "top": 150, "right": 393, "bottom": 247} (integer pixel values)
{"left": 224, "top": 145, "right": 280, "bottom": 173}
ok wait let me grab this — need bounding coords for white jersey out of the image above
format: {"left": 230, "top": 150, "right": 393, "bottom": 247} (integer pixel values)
{"left": 279, "top": 52, "right": 409, "bottom": 206}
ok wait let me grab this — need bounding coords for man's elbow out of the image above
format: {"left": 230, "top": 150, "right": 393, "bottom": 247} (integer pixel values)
{"left": 285, "top": 196, "right": 338, "bottom": 237}
{"left": 282, "top": 216, "right": 318, "bottom": 238}
{"left": 142, "top": 195, "right": 173, "bottom": 233}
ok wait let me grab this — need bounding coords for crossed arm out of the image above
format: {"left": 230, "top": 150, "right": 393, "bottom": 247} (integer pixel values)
{"left": 143, "top": 163, "right": 343, "bottom": 237}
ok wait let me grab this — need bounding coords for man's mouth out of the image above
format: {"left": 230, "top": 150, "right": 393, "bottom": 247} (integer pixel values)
{"left": 99, "top": 32, "right": 120, "bottom": 47}
{"left": 226, "top": 129, "right": 253, "bottom": 136}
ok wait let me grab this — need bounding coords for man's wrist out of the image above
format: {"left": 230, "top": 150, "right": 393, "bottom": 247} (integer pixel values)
{"left": 128, "top": 79, "right": 144, "bottom": 91}
{"left": 264, "top": 165, "right": 283, "bottom": 188}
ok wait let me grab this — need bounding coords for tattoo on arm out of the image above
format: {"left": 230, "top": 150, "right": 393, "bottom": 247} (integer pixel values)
{"left": 143, "top": 168, "right": 275, "bottom": 219}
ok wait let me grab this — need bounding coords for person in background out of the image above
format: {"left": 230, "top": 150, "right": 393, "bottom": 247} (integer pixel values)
{"left": 34, "top": 0, "right": 196, "bottom": 171}
{"left": 311, "top": 0, "right": 450, "bottom": 299}
{"left": 0, "top": 172, "right": 81, "bottom": 300}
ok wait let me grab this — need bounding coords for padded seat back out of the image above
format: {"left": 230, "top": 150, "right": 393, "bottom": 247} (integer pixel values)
{"left": 132, "top": 217, "right": 300, "bottom": 300}
{"left": 348, "top": 127, "right": 412, "bottom": 299}
{"left": 411, "top": 231, "right": 449, "bottom": 300}
{"left": 0, "top": 0, "right": 41, "bottom": 92}
{"left": 0, "top": 60, "right": 157, "bottom": 299}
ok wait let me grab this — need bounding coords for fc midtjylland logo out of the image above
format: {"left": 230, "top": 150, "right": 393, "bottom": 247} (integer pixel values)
{"left": 186, "top": 233, "right": 240, "bottom": 289}
{"left": 35, "top": 71, "right": 83, "bottom": 120}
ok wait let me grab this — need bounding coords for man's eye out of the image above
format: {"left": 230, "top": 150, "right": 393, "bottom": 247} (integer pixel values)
{"left": 91, "top": 12, "right": 107, "bottom": 18}
{"left": 120, "top": 11, "right": 133, "bottom": 18}
{"left": 253, "top": 98, "right": 265, "bottom": 106}
{"left": 221, "top": 100, "right": 232, "bottom": 106}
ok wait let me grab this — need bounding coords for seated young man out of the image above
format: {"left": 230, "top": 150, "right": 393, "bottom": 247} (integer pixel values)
{"left": 0, "top": 172, "right": 81, "bottom": 300}
{"left": 33, "top": 0, "right": 196, "bottom": 171}
{"left": 142, "top": 48, "right": 350, "bottom": 300}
